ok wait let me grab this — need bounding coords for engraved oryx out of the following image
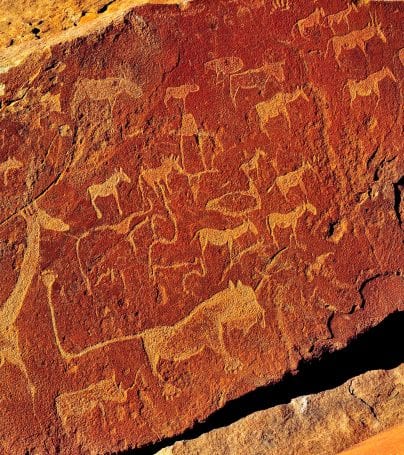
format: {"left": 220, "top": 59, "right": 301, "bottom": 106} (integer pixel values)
{"left": 266, "top": 202, "right": 317, "bottom": 247}
{"left": 87, "top": 168, "right": 131, "bottom": 219}
{"left": 345, "top": 67, "right": 397, "bottom": 106}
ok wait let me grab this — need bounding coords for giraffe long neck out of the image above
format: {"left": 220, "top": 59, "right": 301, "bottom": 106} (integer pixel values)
{"left": 0, "top": 216, "right": 41, "bottom": 329}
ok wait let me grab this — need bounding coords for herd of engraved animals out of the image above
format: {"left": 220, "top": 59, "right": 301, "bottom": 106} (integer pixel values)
{"left": 0, "top": 2, "right": 398, "bottom": 403}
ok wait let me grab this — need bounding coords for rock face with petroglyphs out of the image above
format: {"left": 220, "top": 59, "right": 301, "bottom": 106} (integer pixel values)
{"left": 159, "top": 365, "right": 404, "bottom": 455}
{"left": 0, "top": 0, "right": 403, "bottom": 453}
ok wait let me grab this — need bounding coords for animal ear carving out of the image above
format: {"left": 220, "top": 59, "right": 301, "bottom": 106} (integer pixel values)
{"left": 229, "top": 280, "right": 235, "bottom": 289}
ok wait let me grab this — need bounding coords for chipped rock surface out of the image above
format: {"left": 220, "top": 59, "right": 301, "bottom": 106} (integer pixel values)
{"left": 159, "top": 365, "right": 404, "bottom": 455}
{"left": 0, "top": 0, "right": 403, "bottom": 453}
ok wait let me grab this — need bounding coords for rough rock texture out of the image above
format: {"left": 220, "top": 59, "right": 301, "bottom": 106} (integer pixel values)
{"left": 0, "top": 0, "right": 187, "bottom": 49}
{"left": 0, "top": 0, "right": 403, "bottom": 453}
{"left": 159, "top": 365, "right": 404, "bottom": 455}
{"left": 337, "top": 425, "right": 404, "bottom": 455}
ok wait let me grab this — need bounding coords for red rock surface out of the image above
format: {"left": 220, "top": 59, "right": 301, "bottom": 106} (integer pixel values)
{"left": 0, "top": 0, "right": 403, "bottom": 453}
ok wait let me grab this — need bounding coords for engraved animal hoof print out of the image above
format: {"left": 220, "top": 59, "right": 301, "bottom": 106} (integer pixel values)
{"left": 0, "top": 0, "right": 402, "bottom": 453}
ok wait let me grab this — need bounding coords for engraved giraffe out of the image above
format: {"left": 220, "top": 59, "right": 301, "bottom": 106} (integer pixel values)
{"left": 326, "top": 3, "right": 358, "bottom": 33}
{"left": 0, "top": 203, "right": 69, "bottom": 399}
{"left": 87, "top": 168, "right": 131, "bottom": 219}
{"left": 192, "top": 220, "right": 259, "bottom": 274}
{"left": 266, "top": 202, "right": 317, "bottom": 247}
{"left": 229, "top": 61, "right": 285, "bottom": 105}
{"left": 267, "top": 161, "right": 315, "bottom": 201}
{"left": 164, "top": 84, "right": 199, "bottom": 110}
{"left": 42, "top": 276, "right": 265, "bottom": 398}
{"left": 293, "top": 7, "right": 326, "bottom": 38}
{"left": 255, "top": 87, "right": 309, "bottom": 131}
{"left": 205, "top": 56, "right": 244, "bottom": 85}
{"left": 345, "top": 67, "right": 397, "bottom": 107}
{"left": 0, "top": 156, "right": 23, "bottom": 186}
{"left": 326, "top": 14, "right": 387, "bottom": 66}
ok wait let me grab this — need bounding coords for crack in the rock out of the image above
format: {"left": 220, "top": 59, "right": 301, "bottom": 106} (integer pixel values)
{"left": 118, "top": 311, "right": 403, "bottom": 455}
{"left": 348, "top": 380, "right": 378, "bottom": 421}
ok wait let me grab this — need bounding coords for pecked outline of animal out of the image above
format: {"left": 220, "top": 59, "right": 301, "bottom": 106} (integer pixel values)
{"left": 267, "top": 161, "right": 315, "bottom": 201}
{"left": 140, "top": 280, "right": 266, "bottom": 387}
{"left": 326, "top": 14, "right": 387, "bottom": 66}
{"left": 293, "top": 7, "right": 326, "bottom": 38}
{"left": 71, "top": 77, "right": 143, "bottom": 116}
{"left": 255, "top": 87, "right": 309, "bottom": 131}
{"left": 326, "top": 3, "right": 358, "bottom": 34}
{"left": 192, "top": 220, "right": 259, "bottom": 274}
{"left": 42, "top": 275, "right": 266, "bottom": 394}
{"left": 138, "top": 154, "right": 185, "bottom": 202}
{"left": 345, "top": 66, "right": 397, "bottom": 107}
{"left": 266, "top": 201, "right": 317, "bottom": 247}
{"left": 87, "top": 168, "right": 131, "bottom": 219}
{"left": 0, "top": 156, "right": 23, "bottom": 186}
{"left": 0, "top": 203, "right": 69, "bottom": 399}
{"left": 164, "top": 84, "right": 199, "bottom": 110}
{"left": 229, "top": 60, "right": 286, "bottom": 106}
{"left": 205, "top": 56, "right": 244, "bottom": 85}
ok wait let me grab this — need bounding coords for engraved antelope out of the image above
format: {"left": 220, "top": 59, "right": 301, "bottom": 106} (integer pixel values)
{"left": 205, "top": 56, "right": 244, "bottom": 85}
{"left": 293, "top": 7, "right": 326, "bottom": 38}
{"left": 266, "top": 202, "right": 317, "bottom": 247}
{"left": 345, "top": 66, "right": 397, "bottom": 107}
{"left": 138, "top": 155, "right": 184, "bottom": 201}
{"left": 87, "top": 168, "right": 131, "bottom": 219}
{"left": 326, "top": 15, "right": 387, "bottom": 66}
{"left": 326, "top": 3, "right": 358, "bottom": 33}
{"left": 0, "top": 156, "right": 23, "bottom": 186}
{"left": 0, "top": 204, "right": 69, "bottom": 399}
{"left": 267, "top": 161, "right": 315, "bottom": 200}
{"left": 192, "top": 220, "right": 258, "bottom": 273}
{"left": 256, "top": 87, "right": 309, "bottom": 131}
{"left": 164, "top": 83, "right": 199, "bottom": 110}
{"left": 230, "top": 61, "right": 285, "bottom": 105}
